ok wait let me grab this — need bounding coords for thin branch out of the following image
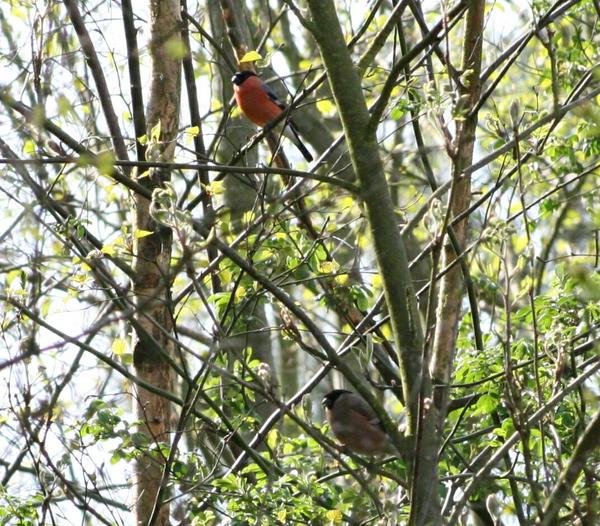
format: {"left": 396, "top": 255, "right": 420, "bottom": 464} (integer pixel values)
{"left": 0, "top": 156, "right": 358, "bottom": 193}
{"left": 121, "top": 0, "right": 147, "bottom": 161}
{"left": 63, "top": 0, "right": 129, "bottom": 164}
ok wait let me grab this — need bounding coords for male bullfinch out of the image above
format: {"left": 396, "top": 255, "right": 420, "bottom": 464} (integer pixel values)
{"left": 231, "top": 70, "right": 313, "bottom": 162}
{"left": 322, "top": 389, "right": 392, "bottom": 455}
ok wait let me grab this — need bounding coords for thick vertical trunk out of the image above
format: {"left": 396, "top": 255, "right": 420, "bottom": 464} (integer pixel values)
{"left": 132, "top": 1, "right": 181, "bottom": 524}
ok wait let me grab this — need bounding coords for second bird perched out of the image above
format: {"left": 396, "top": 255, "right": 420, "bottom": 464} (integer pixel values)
{"left": 231, "top": 70, "right": 313, "bottom": 162}
{"left": 322, "top": 389, "right": 396, "bottom": 456}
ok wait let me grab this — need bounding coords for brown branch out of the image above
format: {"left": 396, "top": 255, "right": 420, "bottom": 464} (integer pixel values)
{"left": 63, "top": 0, "right": 129, "bottom": 164}
{"left": 121, "top": 0, "right": 147, "bottom": 161}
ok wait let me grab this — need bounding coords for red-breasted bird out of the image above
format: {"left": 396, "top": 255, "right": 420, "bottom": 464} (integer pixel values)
{"left": 231, "top": 70, "right": 313, "bottom": 162}
{"left": 322, "top": 389, "right": 395, "bottom": 455}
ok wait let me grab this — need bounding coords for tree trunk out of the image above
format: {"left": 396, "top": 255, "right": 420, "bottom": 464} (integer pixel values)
{"left": 132, "top": 1, "right": 181, "bottom": 524}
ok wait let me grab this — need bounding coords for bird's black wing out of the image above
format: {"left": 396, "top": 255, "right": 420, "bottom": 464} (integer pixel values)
{"left": 260, "top": 80, "right": 313, "bottom": 162}
{"left": 260, "top": 82, "right": 286, "bottom": 110}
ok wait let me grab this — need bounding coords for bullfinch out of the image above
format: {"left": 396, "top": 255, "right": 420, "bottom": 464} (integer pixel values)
{"left": 231, "top": 71, "right": 313, "bottom": 162}
{"left": 322, "top": 389, "right": 393, "bottom": 456}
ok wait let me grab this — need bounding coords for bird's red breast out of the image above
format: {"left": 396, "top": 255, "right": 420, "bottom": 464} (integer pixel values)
{"left": 233, "top": 74, "right": 283, "bottom": 127}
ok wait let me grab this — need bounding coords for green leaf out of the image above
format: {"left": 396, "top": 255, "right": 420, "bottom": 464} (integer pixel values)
{"left": 96, "top": 151, "right": 115, "bottom": 176}
{"left": 475, "top": 393, "right": 499, "bottom": 414}
{"left": 150, "top": 120, "right": 162, "bottom": 142}
{"left": 111, "top": 338, "right": 127, "bottom": 355}
{"left": 165, "top": 36, "right": 187, "bottom": 59}
{"left": 240, "top": 50, "right": 262, "bottom": 63}
{"left": 184, "top": 125, "right": 200, "bottom": 136}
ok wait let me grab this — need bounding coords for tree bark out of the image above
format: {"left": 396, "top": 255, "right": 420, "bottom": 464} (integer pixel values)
{"left": 132, "top": 1, "right": 181, "bottom": 524}
{"left": 430, "top": 2, "right": 485, "bottom": 408}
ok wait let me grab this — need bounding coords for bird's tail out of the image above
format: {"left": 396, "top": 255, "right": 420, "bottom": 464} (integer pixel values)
{"left": 285, "top": 121, "right": 313, "bottom": 162}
